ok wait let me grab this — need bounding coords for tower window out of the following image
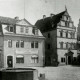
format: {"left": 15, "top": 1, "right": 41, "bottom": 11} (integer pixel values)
{"left": 47, "top": 44, "right": 51, "bottom": 49}
{"left": 48, "top": 33, "right": 50, "bottom": 38}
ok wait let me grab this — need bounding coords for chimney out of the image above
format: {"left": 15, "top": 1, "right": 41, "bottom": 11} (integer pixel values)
{"left": 43, "top": 15, "right": 46, "bottom": 20}
{"left": 14, "top": 16, "right": 19, "bottom": 20}
{"left": 50, "top": 13, "right": 55, "bottom": 18}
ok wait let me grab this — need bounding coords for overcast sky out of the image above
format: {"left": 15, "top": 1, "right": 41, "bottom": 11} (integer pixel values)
{"left": 0, "top": 0, "right": 80, "bottom": 27}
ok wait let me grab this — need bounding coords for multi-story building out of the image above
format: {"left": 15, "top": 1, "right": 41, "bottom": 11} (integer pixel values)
{"left": 77, "top": 19, "right": 80, "bottom": 54}
{"left": 0, "top": 16, "right": 45, "bottom": 68}
{"left": 35, "top": 9, "right": 77, "bottom": 66}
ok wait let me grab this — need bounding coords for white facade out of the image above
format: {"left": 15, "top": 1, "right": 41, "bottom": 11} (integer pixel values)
{"left": 0, "top": 18, "right": 45, "bottom": 68}
{"left": 57, "top": 11, "right": 77, "bottom": 65}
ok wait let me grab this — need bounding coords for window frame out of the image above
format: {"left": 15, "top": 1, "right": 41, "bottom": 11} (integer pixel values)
{"left": 8, "top": 40, "right": 12, "bottom": 48}
{"left": 16, "top": 55, "right": 24, "bottom": 63}
{"left": 20, "top": 40, "right": 24, "bottom": 48}
{"left": 16, "top": 40, "right": 19, "bottom": 48}
{"left": 20, "top": 26, "right": 24, "bottom": 33}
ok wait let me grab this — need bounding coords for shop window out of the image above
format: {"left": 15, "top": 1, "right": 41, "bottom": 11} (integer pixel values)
{"left": 16, "top": 55, "right": 24, "bottom": 63}
{"left": 8, "top": 40, "right": 12, "bottom": 48}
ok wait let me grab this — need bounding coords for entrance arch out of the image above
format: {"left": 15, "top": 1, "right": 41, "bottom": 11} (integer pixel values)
{"left": 65, "top": 51, "right": 74, "bottom": 65}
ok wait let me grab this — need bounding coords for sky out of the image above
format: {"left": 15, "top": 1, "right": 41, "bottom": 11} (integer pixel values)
{"left": 0, "top": 0, "right": 80, "bottom": 27}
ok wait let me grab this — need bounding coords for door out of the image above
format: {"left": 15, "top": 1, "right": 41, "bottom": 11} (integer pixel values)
{"left": 68, "top": 56, "right": 72, "bottom": 65}
{"left": 7, "top": 56, "right": 13, "bottom": 68}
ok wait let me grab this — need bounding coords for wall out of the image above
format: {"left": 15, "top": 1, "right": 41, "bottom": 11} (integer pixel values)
{"left": 43, "top": 29, "right": 57, "bottom": 66}
{"left": 0, "top": 36, "right": 4, "bottom": 68}
{"left": 3, "top": 35, "right": 44, "bottom": 68}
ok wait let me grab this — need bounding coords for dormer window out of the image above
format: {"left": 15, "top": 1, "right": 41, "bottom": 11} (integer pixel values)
{"left": 9, "top": 25, "right": 14, "bottom": 32}
{"left": 20, "top": 27, "right": 24, "bottom": 33}
{"left": 32, "top": 27, "right": 38, "bottom": 35}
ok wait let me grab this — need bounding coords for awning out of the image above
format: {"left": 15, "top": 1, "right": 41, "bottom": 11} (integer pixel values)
{"left": 31, "top": 55, "right": 38, "bottom": 58}
{"left": 16, "top": 55, "right": 24, "bottom": 58}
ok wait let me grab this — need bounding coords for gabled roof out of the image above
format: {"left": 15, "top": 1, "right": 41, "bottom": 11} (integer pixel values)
{"left": 0, "top": 16, "right": 17, "bottom": 25}
{"left": 35, "top": 11, "right": 66, "bottom": 33}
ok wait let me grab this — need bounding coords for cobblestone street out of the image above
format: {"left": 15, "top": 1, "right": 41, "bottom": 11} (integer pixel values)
{"left": 32, "top": 66, "right": 80, "bottom": 80}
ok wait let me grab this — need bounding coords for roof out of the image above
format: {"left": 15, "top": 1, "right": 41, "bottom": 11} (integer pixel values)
{"left": 35, "top": 11, "right": 66, "bottom": 33}
{"left": 0, "top": 16, "right": 17, "bottom": 25}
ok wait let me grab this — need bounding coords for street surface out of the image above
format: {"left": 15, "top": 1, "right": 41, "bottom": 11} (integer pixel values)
{"left": 32, "top": 65, "right": 80, "bottom": 80}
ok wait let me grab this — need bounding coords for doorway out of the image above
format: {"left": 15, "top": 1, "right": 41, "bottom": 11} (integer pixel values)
{"left": 7, "top": 56, "right": 13, "bottom": 68}
{"left": 68, "top": 56, "right": 72, "bottom": 65}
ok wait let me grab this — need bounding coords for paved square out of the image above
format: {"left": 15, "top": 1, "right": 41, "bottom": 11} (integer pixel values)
{"left": 32, "top": 65, "right": 80, "bottom": 80}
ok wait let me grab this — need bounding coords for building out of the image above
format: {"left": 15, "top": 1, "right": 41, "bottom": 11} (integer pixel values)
{"left": 0, "top": 16, "right": 45, "bottom": 68}
{"left": 35, "top": 8, "right": 77, "bottom": 66}
{"left": 77, "top": 19, "right": 80, "bottom": 54}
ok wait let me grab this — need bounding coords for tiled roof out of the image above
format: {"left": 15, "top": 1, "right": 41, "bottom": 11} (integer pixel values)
{"left": 35, "top": 11, "right": 66, "bottom": 33}
{"left": 0, "top": 16, "right": 17, "bottom": 25}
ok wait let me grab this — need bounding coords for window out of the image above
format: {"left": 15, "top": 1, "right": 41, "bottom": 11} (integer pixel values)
{"left": 31, "top": 41, "right": 39, "bottom": 48}
{"left": 65, "top": 31, "right": 68, "bottom": 38}
{"left": 32, "top": 27, "right": 38, "bottom": 35}
{"left": 70, "top": 32, "right": 72, "bottom": 38}
{"left": 16, "top": 40, "right": 19, "bottom": 48}
{"left": 8, "top": 40, "right": 12, "bottom": 47}
{"left": 20, "top": 27, "right": 24, "bottom": 33}
{"left": 60, "top": 42, "right": 63, "bottom": 48}
{"left": 25, "top": 27, "right": 28, "bottom": 33}
{"left": 72, "top": 32, "right": 75, "bottom": 38}
{"left": 65, "top": 21, "right": 69, "bottom": 27}
{"left": 31, "top": 41, "right": 34, "bottom": 48}
{"left": 66, "top": 16, "right": 68, "bottom": 20}
{"left": 16, "top": 55, "right": 24, "bottom": 63}
{"left": 47, "top": 44, "right": 50, "bottom": 49}
{"left": 9, "top": 26, "right": 14, "bottom": 32}
{"left": 31, "top": 55, "right": 38, "bottom": 63}
{"left": 48, "top": 33, "right": 50, "bottom": 38}
{"left": 35, "top": 41, "right": 38, "bottom": 48}
{"left": 66, "top": 42, "right": 68, "bottom": 49}
{"left": 60, "top": 30, "right": 63, "bottom": 37}
{"left": 20, "top": 41, "right": 24, "bottom": 48}
{"left": 61, "top": 58, "right": 65, "bottom": 62}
